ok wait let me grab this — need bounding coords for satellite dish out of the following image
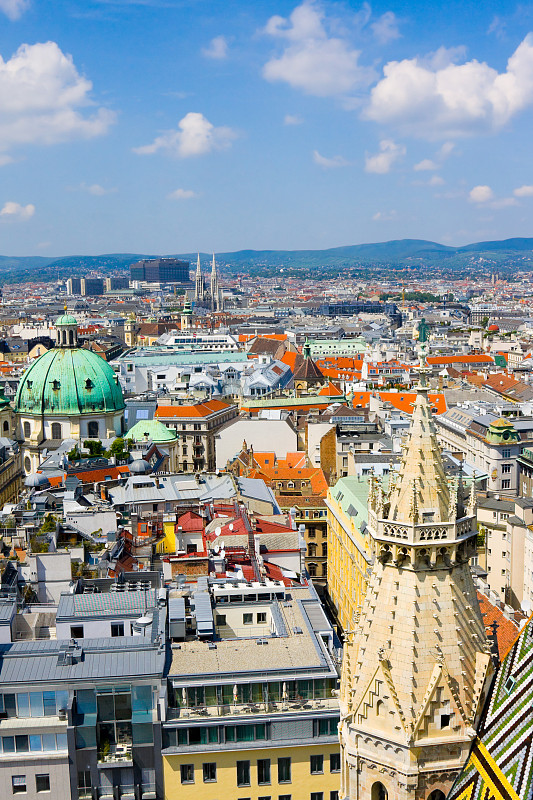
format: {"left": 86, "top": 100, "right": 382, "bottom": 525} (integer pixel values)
{"left": 215, "top": 526, "right": 221, "bottom": 537}
{"left": 229, "top": 523, "right": 234, "bottom": 531}
{"left": 220, "top": 550, "right": 226, "bottom": 559}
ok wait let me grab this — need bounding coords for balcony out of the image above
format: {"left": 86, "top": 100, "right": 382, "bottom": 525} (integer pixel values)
{"left": 166, "top": 695, "right": 338, "bottom": 720}
{"left": 97, "top": 743, "right": 133, "bottom": 766}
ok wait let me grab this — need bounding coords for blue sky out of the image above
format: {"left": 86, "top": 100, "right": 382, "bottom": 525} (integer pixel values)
{"left": 0, "top": 0, "right": 533, "bottom": 255}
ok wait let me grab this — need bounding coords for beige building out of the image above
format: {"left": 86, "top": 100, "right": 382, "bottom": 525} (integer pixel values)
{"left": 154, "top": 398, "right": 237, "bottom": 472}
{"left": 339, "top": 382, "right": 493, "bottom": 800}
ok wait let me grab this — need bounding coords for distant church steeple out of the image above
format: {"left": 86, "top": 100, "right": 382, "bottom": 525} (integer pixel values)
{"left": 339, "top": 372, "right": 494, "bottom": 800}
{"left": 194, "top": 253, "right": 205, "bottom": 303}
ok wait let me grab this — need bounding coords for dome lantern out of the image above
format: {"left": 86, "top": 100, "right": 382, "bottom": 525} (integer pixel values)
{"left": 55, "top": 307, "right": 78, "bottom": 348}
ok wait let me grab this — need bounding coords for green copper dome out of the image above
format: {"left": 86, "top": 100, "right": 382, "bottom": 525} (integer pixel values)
{"left": 14, "top": 348, "right": 125, "bottom": 416}
{"left": 56, "top": 313, "right": 78, "bottom": 326}
{"left": 128, "top": 419, "right": 177, "bottom": 443}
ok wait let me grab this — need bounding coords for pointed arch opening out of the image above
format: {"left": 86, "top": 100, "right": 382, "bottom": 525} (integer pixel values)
{"left": 427, "top": 791, "right": 446, "bottom": 800}
{"left": 371, "top": 782, "right": 388, "bottom": 800}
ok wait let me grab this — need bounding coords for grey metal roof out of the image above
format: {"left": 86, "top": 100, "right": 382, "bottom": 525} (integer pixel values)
{"left": 301, "top": 600, "right": 331, "bottom": 634}
{"left": 168, "top": 597, "right": 185, "bottom": 623}
{"left": 193, "top": 591, "right": 213, "bottom": 636}
{"left": 57, "top": 590, "right": 157, "bottom": 621}
{"left": 0, "top": 601, "right": 15, "bottom": 625}
{"left": 0, "top": 638, "right": 164, "bottom": 687}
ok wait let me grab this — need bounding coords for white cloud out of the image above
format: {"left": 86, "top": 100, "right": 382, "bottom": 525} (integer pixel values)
{"left": 414, "top": 158, "right": 438, "bottom": 171}
{"left": 0, "top": 0, "right": 29, "bottom": 20}
{"left": 0, "top": 41, "right": 115, "bottom": 156}
{"left": 371, "top": 11, "right": 401, "bottom": 44}
{"left": 167, "top": 188, "right": 200, "bottom": 200}
{"left": 514, "top": 184, "right": 533, "bottom": 197}
{"left": 284, "top": 113, "right": 304, "bottom": 125}
{"left": 490, "top": 196, "right": 518, "bottom": 208}
{"left": 469, "top": 185, "right": 494, "bottom": 203}
{"left": 201, "top": 36, "right": 229, "bottom": 60}
{"left": 0, "top": 201, "right": 34, "bottom": 221}
{"left": 133, "top": 112, "right": 237, "bottom": 158}
{"left": 365, "top": 139, "right": 405, "bottom": 173}
{"left": 80, "top": 182, "right": 117, "bottom": 195}
{"left": 364, "top": 33, "right": 533, "bottom": 139}
{"left": 262, "top": 0, "right": 372, "bottom": 97}
{"left": 312, "top": 149, "right": 350, "bottom": 168}
{"left": 372, "top": 209, "right": 397, "bottom": 221}
{"left": 429, "top": 174, "right": 445, "bottom": 186}
{"left": 0, "top": 154, "right": 14, "bottom": 166}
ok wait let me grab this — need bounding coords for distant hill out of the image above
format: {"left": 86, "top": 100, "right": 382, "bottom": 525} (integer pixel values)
{"left": 1, "top": 237, "right": 533, "bottom": 281}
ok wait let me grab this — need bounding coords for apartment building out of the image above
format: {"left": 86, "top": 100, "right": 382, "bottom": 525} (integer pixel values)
{"left": 162, "top": 579, "right": 341, "bottom": 800}
{"left": 154, "top": 399, "right": 237, "bottom": 471}
{"left": 325, "top": 477, "right": 372, "bottom": 633}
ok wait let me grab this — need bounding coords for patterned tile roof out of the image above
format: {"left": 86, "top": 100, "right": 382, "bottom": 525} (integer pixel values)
{"left": 447, "top": 616, "right": 533, "bottom": 800}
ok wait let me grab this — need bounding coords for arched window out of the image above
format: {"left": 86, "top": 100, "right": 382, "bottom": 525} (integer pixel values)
{"left": 427, "top": 792, "right": 446, "bottom": 800}
{"left": 3, "top": 420, "right": 8, "bottom": 433}
{"left": 69, "top": 330, "right": 74, "bottom": 346}
{"left": 308, "top": 543, "right": 317, "bottom": 557}
{"left": 322, "top": 542, "right": 327, "bottom": 557}
{"left": 375, "top": 700, "right": 383, "bottom": 717}
{"left": 371, "top": 782, "right": 388, "bottom": 800}
{"left": 62, "top": 330, "right": 67, "bottom": 346}
{"left": 322, "top": 562, "right": 327, "bottom": 576}
{"left": 23, "top": 421, "right": 31, "bottom": 438}
{"left": 51, "top": 422, "right": 62, "bottom": 440}
{"left": 308, "top": 563, "right": 317, "bottom": 577}
{"left": 88, "top": 420, "right": 99, "bottom": 438}
{"left": 24, "top": 456, "right": 31, "bottom": 473}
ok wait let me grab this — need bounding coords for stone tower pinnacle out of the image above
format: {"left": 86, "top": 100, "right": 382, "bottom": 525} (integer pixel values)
{"left": 339, "top": 380, "right": 493, "bottom": 800}
{"left": 210, "top": 253, "right": 220, "bottom": 311}
{"left": 194, "top": 253, "right": 204, "bottom": 302}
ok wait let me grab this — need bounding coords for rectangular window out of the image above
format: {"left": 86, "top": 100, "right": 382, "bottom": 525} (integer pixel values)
{"left": 12, "top": 777, "right": 26, "bottom": 795}
{"left": 330, "top": 793, "right": 339, "bottom": 800}
{"left": 111, "top": 622, "right": 124, "bottom": 637}
{"left": 257, "top": 612, "right": 267, "bottom": 624}
{"left": 216, "top": 614, "right": 226, "bottom": 626}
{"left": 243, "top": 613, "right": 253, "bottom": 625}
{"left": 70, "top": 625, "right": 84, "bottom": 639}
{"left": 502, "top": 463, "right": 512, "bottom": 474}
{"left": 180, "top": 765, "right": 194, "bottom": 784}
{"left": 36, "top": 775, "right": 50, "bottom": 793}
{"left": 237, "top": 761, "right": 250, "bottom": 787}
{"left": 330, "top": 753, "right": 340, "bottom": 773}
{"left": 258, "top": 759, "right": 271, "bottom": 785}
{"left": 279, "top": 796, "right": 292, "bottom": 800}
{"left": 502, "top": 448, "right": 511, "bottom": 458}
{"left": 203, "top": 763, "right": 217, "bottom": 783}
{"left": 310, "top": 755, "right": 324, "bottom": 774}
{"left": 502, "top": 480, "right": 510, "bottom": 489}
{"left": 311, "top": 794, "right": 324, "bottom": 800}
{"left": 278, "top": 757, "right": 291, "bottom": 783}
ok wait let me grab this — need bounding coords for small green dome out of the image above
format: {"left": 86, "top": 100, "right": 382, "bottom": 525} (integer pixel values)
{"left": 56, "top": 314, "right": 78, "bottom": 326}
{"left": 14, "top": 348, "right": 125, "bottom": 416}
{"left": 128, "top": 419, "right": 177, "bottom": 443}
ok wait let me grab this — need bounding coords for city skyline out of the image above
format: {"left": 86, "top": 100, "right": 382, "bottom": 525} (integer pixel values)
{"left": 0, "top": 0, "right": 532, "bottom": 255}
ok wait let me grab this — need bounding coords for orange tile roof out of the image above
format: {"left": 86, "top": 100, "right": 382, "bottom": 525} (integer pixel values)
{"left": 280, "top": 351, "right": 299, "bottom": 371}
{"left": 427, "top": 354, "right": 494, "bottom": 365}
{"left": 476, "top": 591, "right": 521, "bottom": 659}
{"left": 249, "top": 465, "right": 328, "bottom": 495}
{"left": 45, "top": 464, "right": 130, "bottom": 486}
{"left": 155, "top": 399, "right": 233, "bottom": 418}
{"left": 377, "top": 391, "right": 447, "bottom": 415}
{"left": 318, "top": 381, "right": 343, "bottom": 396}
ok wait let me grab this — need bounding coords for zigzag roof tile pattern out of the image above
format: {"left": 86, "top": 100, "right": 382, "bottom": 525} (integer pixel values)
{"left": 447, "top": 616, "right": 533, "bottom": 800}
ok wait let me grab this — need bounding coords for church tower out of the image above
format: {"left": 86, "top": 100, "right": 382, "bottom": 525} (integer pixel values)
{"left": 339, "top": 376, "right": 494, "bottom": 800}
{"left": 194, "top": 253, "right": 205, "bottom": 303}
{"left": 210, "top": 253, "right": 219, "bottom": 311}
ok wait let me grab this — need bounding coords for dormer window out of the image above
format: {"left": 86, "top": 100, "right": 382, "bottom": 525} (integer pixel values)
{"left": 27, "top": 381, "right": 32, "bottom": 390}
{"left": 52, "top": 380, "right": 60, "bottom": 391}
{"left": 85, "top": 379, "right": 94, "bottom": 390}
